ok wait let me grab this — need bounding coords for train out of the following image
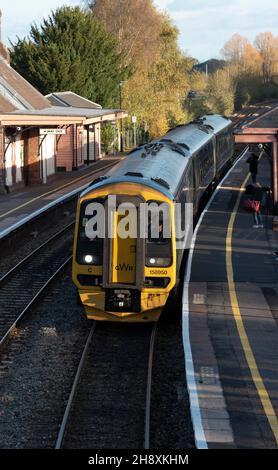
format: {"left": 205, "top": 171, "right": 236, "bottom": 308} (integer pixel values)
{"left": 72, "top": 114, "right": 234, "bottom": 322}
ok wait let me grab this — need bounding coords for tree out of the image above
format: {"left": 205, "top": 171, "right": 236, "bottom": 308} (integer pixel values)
{"left": 89, "top": 0, "right": 163, "bottom": 70}
{"left": 10, "top": 6, "right": 130, "bottom": 107}
{"left": 254, "top": 32, "right": 278, "bottom": 83}
{"left": 218, "top": 31, "right": 278, "bottom": 110}
{"left": 241, "top": 43, "right": 262, "bottom": 74}
{"left": 124, "top": 15, "right": 192, "bottom": 136}
{"left": 89, "top": 1, "right": 192, "bottom": 137}
{"left": 205, "top": 67, "right": 236, "bottom": 115}
{"left": 221, "top": 33, "right": 248, "bottom": 64}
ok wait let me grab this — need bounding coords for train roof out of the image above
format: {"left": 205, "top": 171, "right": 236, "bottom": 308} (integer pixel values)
{"left": 162, "top": 114, "right": 231, "bottom": 154}
{"left": 81, "top": 114, "right": 232, "bottom": 199}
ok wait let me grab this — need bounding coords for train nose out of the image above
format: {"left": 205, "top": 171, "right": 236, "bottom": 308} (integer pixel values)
{"left": 103, "top": 197, "right": 144, "bottom": 291}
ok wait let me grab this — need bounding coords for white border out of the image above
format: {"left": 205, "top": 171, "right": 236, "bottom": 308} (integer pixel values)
{"left": 182, "top": 147, "right": 248, "bottom": 449}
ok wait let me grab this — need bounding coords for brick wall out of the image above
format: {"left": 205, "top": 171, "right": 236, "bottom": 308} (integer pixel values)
{"left": 56, "top": 126, "right": 74, "bottom": 171}
{"left": 27, "top": 128, "right": 41, "bottom": 184}
{"left": 0, "top": 127, "right": 5, "bottom": 193}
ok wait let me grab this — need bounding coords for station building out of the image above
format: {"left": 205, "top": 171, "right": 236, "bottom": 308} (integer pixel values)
{"left": 0, "top": 35, "right": 126, "bottom": 193}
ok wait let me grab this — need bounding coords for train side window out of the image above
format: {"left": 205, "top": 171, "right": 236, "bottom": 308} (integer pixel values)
{"left": 145, "top": 201, "right": 172, "bottom": 267}
{"left": 76, "top": 198, "right": 105, "bottom": 265}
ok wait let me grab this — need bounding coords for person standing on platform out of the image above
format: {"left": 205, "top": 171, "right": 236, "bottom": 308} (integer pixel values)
{"left": 252, "top": 183, "right": 264, "bottom": 228}
{"left": 247, "top": 152, "right": 259, "bottom": 184}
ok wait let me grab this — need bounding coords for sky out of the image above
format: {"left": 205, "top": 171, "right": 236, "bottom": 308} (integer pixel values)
{"left": 155, "top": 0, "right": 278, "bottom": 61}
{"left": 1, "top": 0, "right": 278, "bottom": 62}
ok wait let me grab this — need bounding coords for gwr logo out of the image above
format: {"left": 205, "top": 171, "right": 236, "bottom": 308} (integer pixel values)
{"left": 115, "top": 264, "right": 134, "bottom": 271}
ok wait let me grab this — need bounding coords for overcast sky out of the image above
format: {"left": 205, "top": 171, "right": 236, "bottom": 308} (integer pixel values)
{"left": 1, "top": 1, "right": 278, "bottom": 62}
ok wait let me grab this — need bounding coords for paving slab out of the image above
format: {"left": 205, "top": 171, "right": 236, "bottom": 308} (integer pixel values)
{"left": 184, "top": 151, "right": 278, "bottom": 448}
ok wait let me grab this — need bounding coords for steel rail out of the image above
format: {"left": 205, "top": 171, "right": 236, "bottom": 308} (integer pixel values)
{"left": 232, "top": 102, "right": 278, "bottom": 130}
{"left": 0, "top": 221, "right": 75, "bottom": 285}
{"left": 144, "top": 322, "right": 158, "bottom": 450}
{"left": 0, "top": 256, "right": 72, "bottom": 348}
{"left": 55, "top": 322, "right": 97, "bottom": 449}
{"left": 0, "top": 160, "right": 118, "bottom": 242}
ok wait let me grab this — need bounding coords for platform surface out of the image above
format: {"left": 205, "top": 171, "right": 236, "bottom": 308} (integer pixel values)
{"left": 0, "top": 157, "right": 122, "bottom": 237}
{"left": 184, "top": 150, "right": 278, "bottom": 448}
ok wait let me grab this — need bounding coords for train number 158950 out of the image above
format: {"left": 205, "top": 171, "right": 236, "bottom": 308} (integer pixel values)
{"left": 149, "top": 269, "right": 168, "bottom": 275}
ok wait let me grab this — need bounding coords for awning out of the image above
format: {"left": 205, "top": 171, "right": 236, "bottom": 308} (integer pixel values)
{"left": 0, "top": 106, "right": 128, "bottom": 126}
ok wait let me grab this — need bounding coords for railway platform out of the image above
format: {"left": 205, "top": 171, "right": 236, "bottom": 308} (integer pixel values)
{"left": 0, "top": 156, "right": 122, "bottom": 239}
{"left": 183, "top": 149, "right": 278, "bottom": 449}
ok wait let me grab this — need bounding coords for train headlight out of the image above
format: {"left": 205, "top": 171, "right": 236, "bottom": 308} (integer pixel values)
{"left": 146, "top": 257, "right": 171, "bottom": 267}
{"left": 84, "top": 255, "right": 94, "bottom": 264}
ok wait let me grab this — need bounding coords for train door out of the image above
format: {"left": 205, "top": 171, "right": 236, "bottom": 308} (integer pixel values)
{"left": 111, "top": 210, "right": 137, "bottom": 285}
{"left": 103, "top": 196, "right": 144, "bottom": 290}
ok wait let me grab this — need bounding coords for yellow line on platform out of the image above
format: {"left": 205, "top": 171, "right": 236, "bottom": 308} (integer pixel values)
{"left": 0, "top": 162, "right": 115, "bottom": 220}
{"left": 226, "top": 172, "right": 278, "bottom": 444}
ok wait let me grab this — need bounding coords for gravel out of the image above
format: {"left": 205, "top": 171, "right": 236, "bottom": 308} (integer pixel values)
{"left": 150, "top": 305, "right": 195, "bottom": 449}
{"left": 0, "top": 274, "right": 195, "bottom": 449}
{"left": 0, "top": 268, "right": 89, "bottom": 449}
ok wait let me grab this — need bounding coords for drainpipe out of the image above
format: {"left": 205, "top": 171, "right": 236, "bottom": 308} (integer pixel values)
{"left": 273, "top": 140, "right": 278, "bottom": 205}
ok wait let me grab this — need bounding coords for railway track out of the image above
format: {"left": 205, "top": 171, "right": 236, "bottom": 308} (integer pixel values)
{"left": 232, "top": 101, "right": 278, "bottom": 130}
{"left": 0, "top": 223, "right": 74, "bottom": 347}
{"left": 55, "top": 322, "right": 158, "bottom": 449}
{"left": 54, "top": 142, "right": 249, "bottom": 450}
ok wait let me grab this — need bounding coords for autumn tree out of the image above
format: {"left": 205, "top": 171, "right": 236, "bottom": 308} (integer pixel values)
{"left": 88, "top": 0, "right": 191, "bottom": 138}
{"left": 122, "top": 17, "right": 191, "bottom": 136}
{"left": 241, "top": 43, "right": 262, "bottom": 74}
{"left": 205, "top": 66, "right": 236, "bottom": 115}
{"left": 10, "top": 6, "right": 130, "bottom": 106}
{"left": 89, "top": 0, "right": 163, "bottom": 69}
{"left": 255, "top": 32, "right": 278, "bottom": 83}
{"left": 221, "top": 33, "right": 248, "bottom": 65}
{"left": 219, "top": 31, "right": 278, "bottom": 109}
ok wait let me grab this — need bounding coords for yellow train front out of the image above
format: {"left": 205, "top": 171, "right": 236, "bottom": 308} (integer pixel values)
{"left": 72, "top": 115, "right": 234, "bottom": 322}
{"left": 72, "top": 176, "right": 177, "bottom": 322}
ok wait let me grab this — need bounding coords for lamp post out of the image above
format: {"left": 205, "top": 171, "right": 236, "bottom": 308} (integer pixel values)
{"left": 119, "top": 81, "right": 127, "bottom": 153}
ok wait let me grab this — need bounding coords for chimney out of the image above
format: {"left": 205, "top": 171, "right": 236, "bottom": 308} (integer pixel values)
{"left": 0, "top": 10, "right": 10, "bottom": 63}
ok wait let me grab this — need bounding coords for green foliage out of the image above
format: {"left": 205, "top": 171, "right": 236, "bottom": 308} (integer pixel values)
{"left": 185, "top": 70, "right": 208, "bottom": 118}
{"left": 206, "top": 69, "right": 235, "bottom": 115}
{"left": 10, "top": 6, "right": 130, "bottom": 107}
{"left": 123, "top": 14, "right": 191, "bottom": 137}
{"left": 101, "top": 123, "right": 117, "bottom": 154}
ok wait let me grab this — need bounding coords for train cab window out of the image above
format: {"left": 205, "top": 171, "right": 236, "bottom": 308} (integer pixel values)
{"left": 145, "top": 201, "right": 172, "bottom": 267}
{"left": 76, "top": 198, "right": 104, "bottom": 265}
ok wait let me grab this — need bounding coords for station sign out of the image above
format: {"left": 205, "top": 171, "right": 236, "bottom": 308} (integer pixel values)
{"left": 40, "top": 128, "right": 66, "bottom": 135}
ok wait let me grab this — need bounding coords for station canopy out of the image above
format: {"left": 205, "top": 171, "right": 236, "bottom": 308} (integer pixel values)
{"left": 0, "top": 106, "right": 127, "bottom": 127}
{"left": 233, "top": 101, "right": 278, "bottom": 202}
